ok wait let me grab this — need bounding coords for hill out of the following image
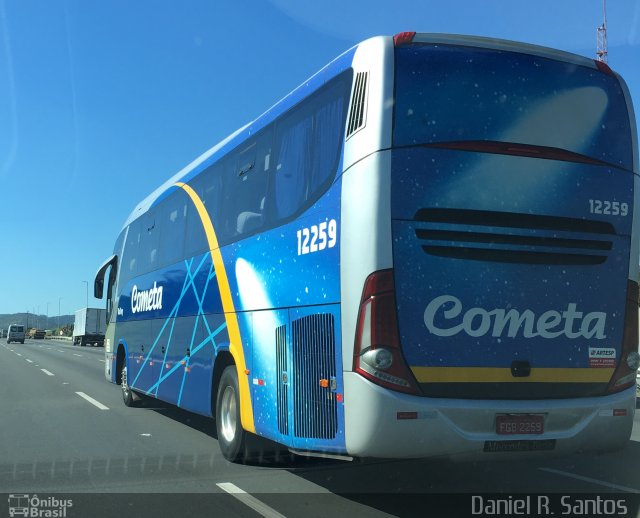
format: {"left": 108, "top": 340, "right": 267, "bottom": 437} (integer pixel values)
{"left": 0, "top": 313, "right": 75, "bottom": 330}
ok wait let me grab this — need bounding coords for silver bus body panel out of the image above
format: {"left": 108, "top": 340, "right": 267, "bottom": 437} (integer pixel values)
{"left": 340, "top": 36, "right": 395, "bottom": 370}
{"left": 343, "top": 373, "right": 635, "bottom": 458}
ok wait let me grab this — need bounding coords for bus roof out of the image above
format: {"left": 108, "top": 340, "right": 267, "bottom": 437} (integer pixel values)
{"left": 120, "top": 32, "right": 629, "bottom": 232}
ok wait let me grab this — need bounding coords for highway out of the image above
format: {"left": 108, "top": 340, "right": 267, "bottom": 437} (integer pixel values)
{"left": 1, "top": 338, "right": 639, "bottom": 517}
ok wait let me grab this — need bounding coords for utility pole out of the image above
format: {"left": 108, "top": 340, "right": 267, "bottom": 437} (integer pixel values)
{"left": 82, "top": 281, "right": 89, "bottom": 308}
{"left": 596, "top": 0, "right": 608, "bottom": 63}
{"left": 58, "top": 297, "right": 62, "bottom": 334}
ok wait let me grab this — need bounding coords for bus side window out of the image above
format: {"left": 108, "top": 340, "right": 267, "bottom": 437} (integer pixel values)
{"left": 271, "top": 71, "right": 349, "bottom": 223}
{"left": 224, "top": 133, "right": 270, "bottom": 238}
{"left": 121, "top": 219, "right": 142, "bottom": 286}
{"left": 158, "top": 190, "right": 187, "bottom": 267}
{"left": 274, "top": 111, "right": 312, "bottom": 220}
{"left": 108, "top": 230, "right": 126, "bottom": 316}
{"left": 309, "top": 84, "right": 347, "bottom": 193}
{"left": 138, "top": 210, "right": 159, "bottom": 274}
{"left": 105, "top": 262, "right": 118, "bottom": 323}
{"left": 184, "top": 175, "right": 212, "bottom": 257}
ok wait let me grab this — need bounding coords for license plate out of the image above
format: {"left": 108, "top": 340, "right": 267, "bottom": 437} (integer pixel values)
{"left": 496, "top": 414, "right": 544, "bottom": 435}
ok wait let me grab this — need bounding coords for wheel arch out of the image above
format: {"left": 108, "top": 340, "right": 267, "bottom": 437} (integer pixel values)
{"left": 211, "top": 350, "right": 235, "bottom": 418}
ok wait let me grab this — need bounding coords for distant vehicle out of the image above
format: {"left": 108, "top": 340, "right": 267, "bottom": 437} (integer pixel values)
{"left": 73, "top": 308, "right": 106, "bottom": 346}
{"left": 7, "top": 325, "right": 25, "bottom": 344}
{"left": 95, "top": 33, "right": 638, "bottom": 463}
{"left": 0, "top": 329, "right": 6, "bottom": 338}
{"left": 27, "top": 329, "right": 45, "bottom": 339}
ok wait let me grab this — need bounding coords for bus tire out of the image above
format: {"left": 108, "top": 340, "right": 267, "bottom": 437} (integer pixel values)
{"left": 121, "top": 366, "right": 137, "bottom": 407}
{"left": 216, "top": 366, "right": 247, "bottom": 463}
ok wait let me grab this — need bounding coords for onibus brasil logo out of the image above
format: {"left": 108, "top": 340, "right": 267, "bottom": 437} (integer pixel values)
{"left": 8, "top": 494, "right": 73, "bottom": 518}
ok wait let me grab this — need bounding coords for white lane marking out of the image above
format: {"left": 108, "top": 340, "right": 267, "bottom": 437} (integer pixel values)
{"left": 25, "top": 359, "right": 33, "bottom": 363}
{"left": 539, "top": 468, "right": 640, "bottom": 493}
{"left": 63, "top": 382, "right": 69, "bottom": 385}
{"left": 16, "top": 353, "right": 22, "bottom": 357}
{"left": 73, "top": 354, "right": 83, "bottom": 357}
{"left": 98, "top": 360, "right": 105, "bottom": 363}
{"left": 75, "top": 392, "right": 109, "bottom": 411}
{"left": 216, "top": 482, "right": 286, "bottom": 518}
{"left": 41, "top": 369, "right": 55, "bottom": 376}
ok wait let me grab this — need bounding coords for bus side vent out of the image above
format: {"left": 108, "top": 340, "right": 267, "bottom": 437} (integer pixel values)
{"left": 275, "top": 324, "right": 288, "bottom": 436}
{"left": 291, "top": 314, "right": 338, "bottom": 439}
{"left": 346, "top": 71, "right": 369, "bottom": 138}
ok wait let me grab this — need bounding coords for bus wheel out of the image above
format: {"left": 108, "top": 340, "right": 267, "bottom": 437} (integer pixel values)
{"left": 121, "top": 366, "right": 136, "bottom": 407}
{"left": 216, "top": 366, "right": 247, "bottom": 462}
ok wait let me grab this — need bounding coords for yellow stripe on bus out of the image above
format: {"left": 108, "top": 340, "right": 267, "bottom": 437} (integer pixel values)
{"left": 175, "top": 182, "right": 255, "bottom": 434}
{"left": 411, "top": 366, "right": 614, "bottom": 384}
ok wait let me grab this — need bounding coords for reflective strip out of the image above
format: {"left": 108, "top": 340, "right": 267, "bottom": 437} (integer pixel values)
{"left": 175, "top": 182, "right": 255, "bottom": 433}
{"left": 411, "top": 366, "right": 614, "bottom": 383}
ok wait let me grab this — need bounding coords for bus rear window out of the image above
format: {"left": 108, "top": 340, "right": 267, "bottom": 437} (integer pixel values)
{"left": 393, "top": 44, "right": 633, "bottom": 170}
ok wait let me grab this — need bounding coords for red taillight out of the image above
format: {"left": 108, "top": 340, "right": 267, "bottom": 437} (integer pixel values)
{"left": 595, "top": 59, "right": 615, "bottom": 77}
{"left": 393, "top": 31, "right": 416, "bottom": 47}
{"left": 607, "top": 280, "right": 639, "bottom": 393}
{"left": 353, "top": 269, "right": 420, "bottom": 395}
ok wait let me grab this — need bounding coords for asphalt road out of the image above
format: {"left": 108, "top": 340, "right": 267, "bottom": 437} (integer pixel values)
{"left": 1, "top": 338, "right": 639, "bottom": 518}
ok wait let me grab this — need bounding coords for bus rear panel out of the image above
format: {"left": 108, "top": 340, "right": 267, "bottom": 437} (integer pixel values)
{"left": 344, "top": 34, "right": 638, "bottom": 458}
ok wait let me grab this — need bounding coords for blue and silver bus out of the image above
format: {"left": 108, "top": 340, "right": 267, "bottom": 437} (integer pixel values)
{"left": 95, "top": 32, "right": 639, "bottom": 462}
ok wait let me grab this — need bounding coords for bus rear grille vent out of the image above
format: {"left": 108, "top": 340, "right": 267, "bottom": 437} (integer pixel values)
{"left": 291, "top": 314, "right": 338, "bottom": 440}
{"left": 275, "top": 324, "right": 288, "bottom": 436}
{"left": 414, "top": 208, "right": 615, "bottom": 265}
{"left": 346, "top": 72, "right": 369, "bottom": 138}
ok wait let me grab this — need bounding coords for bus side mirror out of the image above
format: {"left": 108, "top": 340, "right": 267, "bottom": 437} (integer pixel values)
{"left": 94, "top": 255, "right": 117, "bottom": 299}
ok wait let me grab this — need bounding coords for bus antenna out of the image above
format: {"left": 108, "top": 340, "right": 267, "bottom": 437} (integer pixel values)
{"left": 596, "top": 0, "right": 608, "bottom": 63}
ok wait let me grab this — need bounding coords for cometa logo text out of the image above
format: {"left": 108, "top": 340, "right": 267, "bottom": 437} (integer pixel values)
{"left": 131, "top": 282, "right": 163, "bottom": 314}
{"left": 424, "top": 295, "right": 607, "bottom": 340}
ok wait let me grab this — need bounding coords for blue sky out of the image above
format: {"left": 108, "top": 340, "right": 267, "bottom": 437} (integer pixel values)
{"left": 0, "top": 0, "right": 638, "bottom": 316}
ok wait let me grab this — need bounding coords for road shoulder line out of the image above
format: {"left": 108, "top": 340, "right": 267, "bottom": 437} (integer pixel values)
{"left": 216, "top": 482, "right": 286, "bottom": 518}
{"left": 75, "top": 391, "right": 110, "bottom": 410}
{"left": 539, "top": 467, "right": 639, "bottom": 493}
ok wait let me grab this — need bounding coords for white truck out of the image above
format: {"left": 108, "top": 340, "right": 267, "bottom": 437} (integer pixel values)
{"left": 73, "top": 308, "right": 106, "bottom": 347}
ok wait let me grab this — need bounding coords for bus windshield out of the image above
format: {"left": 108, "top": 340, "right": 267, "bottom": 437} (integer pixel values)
{"left": 393, "top": 44, "right": 633, "bottom": 170}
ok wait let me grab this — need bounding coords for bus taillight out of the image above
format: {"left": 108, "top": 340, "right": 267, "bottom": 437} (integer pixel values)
{"left": 393, "top": 31, "right": 416, "bottom": 47}
{"left": 607, "top": 280, "right": 639, "bottom": 393}
{"left": 354, "top": 269, "right": 421, "bottom": 395}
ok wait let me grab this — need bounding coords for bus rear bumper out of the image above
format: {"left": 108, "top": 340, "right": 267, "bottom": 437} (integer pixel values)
{"left": 343, "top": 372, "right": 635, "bottom": 459}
